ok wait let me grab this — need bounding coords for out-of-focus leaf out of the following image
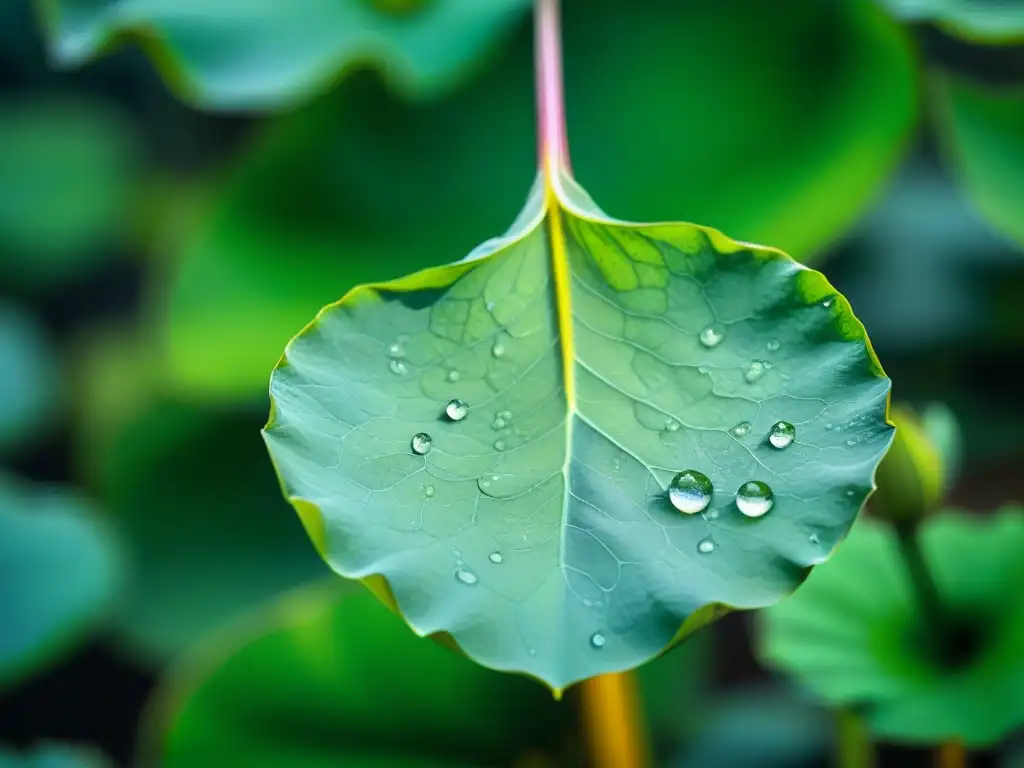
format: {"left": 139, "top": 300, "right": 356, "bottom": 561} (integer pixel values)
{"left": 0, "top": 303, "right": 59, "bottom": 453}
{"left": 38, "top": 0, "right": 531, "bottom": 109}
{"left": 146, "top": 582, "right": 569, "bottom": 767}
{"left": 670, "top": 685, "right": 833, "bottom": 768}
{"left": 159, "top": 0, "right": 915, "bottom": 400}
{"left": 921, "top": 402, "right": 962, "bottom": 491}
{"left": 0, "top": 475, "right": 122, "bottom": 688}
{"left": 263, "top": 161, "right": 893, "bottom": 691}
{"left": 89, "top": 400, "right": 327, "bottom": 663}
{"left": 872, "top": 404, "right": 944, "bottom": 523}
{"left": 0, "top": 742, "right": 111, "bottom": 768}
{"left": 879, "top": 0, "right": 1024, "bottom": 44}
{"left": 760, "top": 509, "right": 1024, "bottom": 746}
{"left": 635, "top": 634, "right": 712, "bottom": 747}
{"left": 0, "top": 97, "right": 139, "bottom": 288}
{"left": 935, "top": 75, "right": 1024, "bottom": 249}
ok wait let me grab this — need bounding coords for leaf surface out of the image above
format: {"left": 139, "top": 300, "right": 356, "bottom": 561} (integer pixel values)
{"left": 264, "top": 170, "right": 893, "bottom": 690}
{"left": 160, "top": 0, "right": 915, "bottom": 400}
{"left": 149, "top": 582, "right": 569, "bottom": 767}
{"left": 760, "top": 509, "right": 1024, "bottom": 746}
{"left": 39, "top": 0, "right": 530, "bottom": 108}
{"left": 935, "top": 75, "right": 1024, "bottom": 249}
{"left": 0, "top": 476, "right": 122, "bottom": 688}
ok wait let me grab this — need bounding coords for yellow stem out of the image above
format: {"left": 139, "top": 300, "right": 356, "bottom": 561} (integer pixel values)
{"left": 937, "top": 740, "right": 966, "bottom": 768}
{"left": 836, "top": 710, "right": 875, "bottom": 768}
{"left": 579, "top": 672, "right": 648, "bottom": 768}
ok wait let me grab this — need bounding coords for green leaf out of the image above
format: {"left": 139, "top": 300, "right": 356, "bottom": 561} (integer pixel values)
{"left": 934, "top": 75, "right": 1024, "bottom": 249}
{"left": 0, "top": 743, "right": 112, "bottom": 768}
{"left": 921, "top": 402, "right": 962, "bottom": 490}
{"left": 0, "top": 97, "right": 139, "bottom": 289}
{"left": 0, "top": 475, "right": 122, "bottom": 688}
{"left": 759, "top": 508, "right": 1024, "bottom": 746}
{"left": 880, "top": 0, "right": 1024, "bottom": 44}
{"left": 263, "top": 167, "right": 894, "bottom": 691}
{"left": 91, "top": 400, "right": 327, "bottom": 663}
{"left": 159, "top": 0, "right": 915, "bottom": 400}
{"left": 38, "top": 0, "right": 531, "bottom": 109}
{"left": 148, "top": 581, "right": 569, "bottom": 767}
{"left": 0, "top": 303, "right": 59, "bottom": 453}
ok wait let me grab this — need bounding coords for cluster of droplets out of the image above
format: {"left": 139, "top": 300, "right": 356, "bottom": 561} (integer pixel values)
{"left": 388, "top": 343, "right": 407, "bottom": 375}
{"left": 697, "top": 325, "right": 782, "bottom": 385}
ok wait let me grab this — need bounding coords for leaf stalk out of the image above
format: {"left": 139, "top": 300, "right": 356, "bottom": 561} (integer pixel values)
{"left": 534, "top": 0, "right": 570, "bottom": 175}
{"left": 894, "top": 521, "right": 953, "bottom": 660}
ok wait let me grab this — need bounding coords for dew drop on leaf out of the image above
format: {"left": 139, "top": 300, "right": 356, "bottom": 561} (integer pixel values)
{"left": 590, "top": 633, "right": 606, "bottom": 649}
{"left": 491, "top": 342, "right": 505, "bottom": 358}
{"left": 767, "top": 339, "right": 780, "bottom": 351}
{"left": 422, "top": 484, "right": 434, "bottom": 498}
{"left": 445, "top": 399, "right": 469, "bottom": 421}
{"left": 411, "top": 433, "right": 432, "bottom": 455}
{"left": 736, "top": 481, "right": 774, "bottom": 518}
{"left": 697, "top": 538, "right": 715, "bottom": 554}
{"left": 388, "top": 343, "right": 404, "bottom": 357}
{"left": 699, "top": 324, "right": 725, "bottom": 348}
{"left": 488, "top": 552, "right": 504, "bottom": 564}
{"left": 447, "top": 370, "right": 460, "bottom": 382}
{"left": 664, "top": 418, "right": 680, "bottom": 432}
{"left": 668, "top": 470, "right": 713, "bottom": 515}
{"left": 730, "top": 421, "right": 752, "bottom": 438}
{"left": 454, "top": 567, "right": 478, "bottom": 586}
{"left": 389, "top": 358, "right": 407, "bottom": 375}
{"left": 769, "top": 420, "right": 796, "bottom": 449}
{"left": 494, "top": 439, "right": 506, "bottom": 452}
{"left": 809, "top": 533, "right": 820, "bottom": 545}
{"left": 745, "top": 361, "right": 766, "bottom": 383}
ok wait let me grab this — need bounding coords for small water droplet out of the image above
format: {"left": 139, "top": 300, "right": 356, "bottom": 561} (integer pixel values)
{"left": 494, "top": 439, "right": 507, "bottom": 452}
{"left": 825, "top": 423, "right": 834, "bottom": 431}
{"left": 697, "top": 538, "right": 715, "bottom": 554}
{"left": 763, "top": 361, "right": 773, "bottom": 370}
{"left": 706, "top": 508, "right": 719, "bottom": 520}
{"left": 745, "top": 361, "right": 766, "bottom": 383}
{"left": 768, "top": 421, "right": 796, "bottom": 449}
{"left": 698, "top": 365, "right": 710, "bottom": 374}
{"left": 668, "top": 469, "right": 713, "bottom": 515}
{"left": 455, "top": 568, "right": 478, "bottom": 585}
{"left": 486, "top": 300, "right": 495, "bottom": 312}
{"left": 590, "top": 633, "right": 606, "bottom": 649}
{"left": 699, "top": 324, "right": 725, "bottom": 348}
{"left": 492, "top": 417, "right": 506, "bottom": 430}
{"left": 445, "top": 399, "right": 469, "bottom": 421}
{"left": 388, "top": 343, "right": 404, "bottom": 357}
{"left": 422, "top": 484, "right": 435, "bottom": 498}
{"left": 846, "top": 438, "right": 857, "bottom": 446}
{"left": 612, "top": 458, "right": 621, "bottom": 472}
{"left": 389, "top": 358, "right": 407, "bottom": 375}
{"left": 447, "top": 369, "right": 460, "bottom": 382}
{"left": 411, "top": 433, "right": 433, "bottom": 455}
{"left": 664, "top": 418, "right": 680, "bottom": 432}
{"left": 809, "top": 533, "right": 820, "bottom": 545}
{"left": 845, "top": 489, "right": 856, "bottom": 497}
{"left": 730, "top": 421, "right": 752, "bottom": 438}
{"left": 498, "top": 410, "right": 512, "bottom": 420}
{"left": 736, "top": 480, "right": 774, "bottom": 518}
{"left": 767, "top": 339, "right": 780, "bottom": 352}
{"left": 823, "top": 299, "right": 833, "bottom": 308}
{"left": 489, "top": 552, "right": 504, "bottom": 564}
{"left": 491, "top": 342, "right": 505, "bottom": 358}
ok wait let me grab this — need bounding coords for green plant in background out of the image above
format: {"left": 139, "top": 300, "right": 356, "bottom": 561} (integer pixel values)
{"left": 2, "top": 0, "right": 1023, "bottom": 765}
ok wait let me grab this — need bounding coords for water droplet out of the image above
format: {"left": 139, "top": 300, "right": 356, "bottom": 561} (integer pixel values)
{"left": 763, "top": 361, "right": 773, "bottom": 370}
{"left": 745, "top": 361, "right": 766, "bottom": 383}
{"left": 455, "top": 568, "right": 478, "bottom": 586}
{"left": 491, "top": 342, "right": 505, "bottom": 358}
{"left": 492, "top": 416, "right": 506, "bottom": 430}
{"left": 498, "top": 410, "right": 512, "bottom": 421}
{"left": 768, "top": 421, "right": 796, "bottom": 449}
{"left": 668, "top": 469, "right": 713, "bottom": 515}
{"left": 823, "top": 299, "right": 833, "bottom": 308}
{"left": 447, "top": 370, "right": 460, "bottom": 382}
{"left": 422, "top": 484, "right": 435, "bottom": 498}
{"left": 825, "top": 423, "right": 834, "bottom": 431}
{"left": 486, "top": 300, "right": 496, "bottom": 312}
{"left": 846, "top": 438, "right": 857, "bottom": 446}
{"left": 697, "top": 538, "right": 715, "bottom": 554}
{"left": 664, "top": 418, "right": 680, "bottom": 432}
{"left": 809, "top": 533, "right": 820, "bottom": 545}
{"left": 845, "top": 489, "right": 856, "bottom": 497}
{"left": 494, "top": 439, "right": 507, "bottom": 452}
{"left": 445, "top": 399, "right": 469, "bottom": 421}
{"left": 488, "top": 552, "right": 504, "bottom": 564}
{"left": 590, "top": 633, "right": 606, "bottom": 649}
{"left": 388, "top": 343, "right": 404, "bottom": 357}
{"left": 699, "top": 324, "right": 725, "bottom": 348}
{"left": 612, "top": 458, "right": 621, "bottom": 472}
{"left": 706, "top": 508, "right": 719, "bottom": 520}
{"left": 411, "top": 433, "right": 433, "bottom": 455}
{"left": 767, "top": 339, "right": 780, "bottom": 352}
{"left": 389, "top": 358, "right": 407, "bottom": 375}
{"left": 736, "top": 481, "right": 774, "bottom": 518}
{"left": 730, "top": 421, "right": 752, "bottom": 438}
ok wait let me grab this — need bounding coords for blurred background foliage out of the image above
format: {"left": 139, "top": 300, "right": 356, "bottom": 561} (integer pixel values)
{"left": 1, "top": 0, "right": 1023, "bottom": 765}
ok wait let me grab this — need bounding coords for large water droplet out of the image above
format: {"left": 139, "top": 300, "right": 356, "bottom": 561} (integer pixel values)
{"left": 411, "top": 433, "right": 433, "bottom": 455}
{"left": 389, "top": 358, "right": 407, "bottom": 375}
{"left": 668, "top": 470, "right": 713, "bottom": 515}
{"left": 489, "top": 552, "right": 504, "bottom": 564}
{"left": 697, "top": 538, "right": 715, "bottom": 554}
{"left": 447, "top": 370, "right": 461, "bottom": 382}
{"left": 745, "top": 361, "right": 766, "bottom": 383}
{"left": 590, "top": 633, "right": 606, "bottom": 649}
{"left": 422, "top": 484, "right": 435, "bottom": 498}
{"left": 455, "top": 567, "right": 478, "bottom": 586}
{"left": 699, "top": 324, "right": 725, "bottom": 348}
{"left": 730, "top": 421, "right": 752, "bottom": 438}
{"left": 768, "top": 421, "right": 796, "bottom": 449}
{"left": 767, "top": 339, "right": 780, "bottom": 352}
{"left": 445, "top": 399, "right": 469, "bottom": 421}
{"left": 736, "top": 481, "right": 774, "bottom": 518}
